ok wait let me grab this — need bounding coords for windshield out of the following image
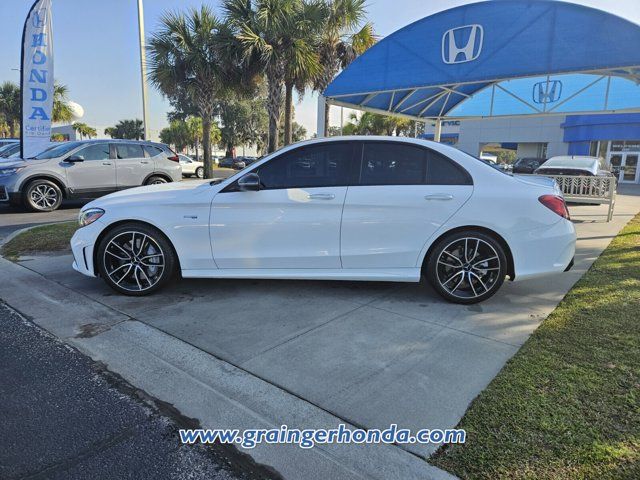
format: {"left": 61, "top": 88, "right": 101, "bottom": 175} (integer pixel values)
{"left": 33, "top": 142, "right": 82, "bottom": 159}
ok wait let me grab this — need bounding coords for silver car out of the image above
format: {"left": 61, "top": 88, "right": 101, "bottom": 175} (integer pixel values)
{"left": 0, "top": 140, "right": 182, "bottom": 212}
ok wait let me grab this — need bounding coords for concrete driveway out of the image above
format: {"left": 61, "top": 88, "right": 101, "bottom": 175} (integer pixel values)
{"left": 7, "top": 185, "right": 639, "bottom": 466}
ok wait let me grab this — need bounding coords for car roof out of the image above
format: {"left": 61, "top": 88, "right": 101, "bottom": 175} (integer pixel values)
{"left": 53, "top": 139, "right": 169, "bottom": 147}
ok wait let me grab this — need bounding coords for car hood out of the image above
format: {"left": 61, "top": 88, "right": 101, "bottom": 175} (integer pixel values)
{"left": 85, "top": 180, "right": 216, "bottom": 209}
{"left": 0, "top": 158, "right": 51, "bottom": 166}
{"left": 0, "top": 160, "right": 27, "bottom": 168}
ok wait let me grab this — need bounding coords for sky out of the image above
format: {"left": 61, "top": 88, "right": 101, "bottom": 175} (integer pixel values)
{"left": 1, "top": 0, "right": 639, "bottom": 140}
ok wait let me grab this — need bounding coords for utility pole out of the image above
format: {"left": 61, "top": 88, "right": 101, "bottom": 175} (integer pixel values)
{"left": 137, "top": 0, "right": 150, "bottom": 140}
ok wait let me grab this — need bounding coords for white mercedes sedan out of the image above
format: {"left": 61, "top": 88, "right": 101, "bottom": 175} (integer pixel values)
{"left": 71, "top": 137, "right": 576, "bottom": 304}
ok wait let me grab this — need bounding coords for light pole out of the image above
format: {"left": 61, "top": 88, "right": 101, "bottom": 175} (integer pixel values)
{"left": 137, "top": 0, "right": 150, "bottom": 141}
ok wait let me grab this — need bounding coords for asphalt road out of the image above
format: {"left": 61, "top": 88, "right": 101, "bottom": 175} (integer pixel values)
{"left": 0, "top": 302, "right": 278, "bottom": 480}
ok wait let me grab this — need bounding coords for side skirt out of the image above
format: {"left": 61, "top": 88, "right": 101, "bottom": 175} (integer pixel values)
{"left": 181, "top": 268, "right": 421, "bottom": 283}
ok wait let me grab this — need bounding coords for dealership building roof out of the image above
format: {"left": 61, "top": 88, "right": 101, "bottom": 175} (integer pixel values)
{"left": 322, "top": 0, "right": 640, "bottom": 121}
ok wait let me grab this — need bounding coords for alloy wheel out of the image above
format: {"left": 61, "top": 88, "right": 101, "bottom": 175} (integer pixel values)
{"left": 103, "top": 231, "right": 165, "bottom": 293}
{"left": 30, "top": 184, "right": 59, "bottom": 209}
{"left": 436, "top": 237, "right": 502, "bottom": 300}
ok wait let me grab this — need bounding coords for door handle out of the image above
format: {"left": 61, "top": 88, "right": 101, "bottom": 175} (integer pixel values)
{"left": 424, "top": 194, "right": 454, "bottom": 201}
{"left": 307, "top": 193, "right": 336, "bottom": 200}
{"left": 141, "top": 161, "right": 150, "bottom": 164}
{"left": 102, "top": 162, "right": 112, "bottom": 166}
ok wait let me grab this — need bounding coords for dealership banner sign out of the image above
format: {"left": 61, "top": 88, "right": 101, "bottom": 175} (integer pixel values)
{"left": 21, "top": 0, "right": 54, "bottom": 159}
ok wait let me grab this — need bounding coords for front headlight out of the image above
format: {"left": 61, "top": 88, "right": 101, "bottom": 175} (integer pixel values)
{"left": 78, "top": 208, "right": 105, "bottom": 227}
{"left": 0, "top": 167, "right": 25, "bottom": 177}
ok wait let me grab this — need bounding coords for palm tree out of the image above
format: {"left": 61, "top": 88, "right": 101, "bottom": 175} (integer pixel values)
{"left": 185, "top": 116, "right": 203, "bottom": 160}
{"left": 224, "top": 0, "right": 320, "bottom": 153}
{"left": 104, "top": 119, "right": 144, "bottom": 140}
{"left": 147, "top": 6, "right": 229, "bottom": 178}
{"left": 72, "top": 122, "right": 97, "bottom": 140}
{"left": 282, "top": 1, "right": 323, "bottom": 146}
{"left": 0, "top": 82, "right": 20, "bottom": 137}
{"left": 343, "top": 111, "right": 413, "bottom": 136}
{"left": 52, "top": 82, "right": 74, "bottom": 123}
{"left": 313, "top": 0, "right": 376, "bottom": 135}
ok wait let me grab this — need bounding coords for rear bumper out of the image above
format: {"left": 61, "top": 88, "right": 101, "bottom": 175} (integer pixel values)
{"left": 511, "top": 219, "right": 577, "bottom": 281}
{"left": 564, "top": 256, "right": 575, "bottom": 272}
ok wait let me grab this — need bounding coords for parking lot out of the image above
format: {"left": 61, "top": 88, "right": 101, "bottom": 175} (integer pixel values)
{"left": 1, "top": 185, "right": 638, "bottom": 470}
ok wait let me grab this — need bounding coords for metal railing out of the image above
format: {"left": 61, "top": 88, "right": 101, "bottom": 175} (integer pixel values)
{"left": 518, "top": 174, "right": 616, "bottom": 222}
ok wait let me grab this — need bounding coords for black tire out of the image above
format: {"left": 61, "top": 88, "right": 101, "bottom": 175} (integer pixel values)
{"left": 96, "top": 222, "right": 177, "bottom": 296}
{"left": 426, "top": 230, "right": 507, "bottom": 304}
{"left": 145, "top": 175, "right": 168, "bottom": 185}
{"left": 195, "top": 167, "right": 204, "bottom": 179}
{"left": 23, "top": 179, "right": 63, "bottom": 212}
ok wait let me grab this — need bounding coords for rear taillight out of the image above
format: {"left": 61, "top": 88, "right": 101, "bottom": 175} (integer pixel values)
{"left": 167, "top": 148, "right": 179, "bottom": 162}
{"left": 539, "top": 194, "right": 570, "bottom": 220}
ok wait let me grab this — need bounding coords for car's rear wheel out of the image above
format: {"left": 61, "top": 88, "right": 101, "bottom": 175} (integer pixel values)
{"left": 23, "top": 179, "right": 63, "bottom": 212}
{"left": 195, "top": 167, "right": 204, "bottom": 178}
{"left": 145, "top": 175, "right": 168, "bottom": 185}
{"left": 97, "top": 223, "right": 177, "bottom": 296}
{"left": 426, "top": 231, "right": 507, "bottom": 304}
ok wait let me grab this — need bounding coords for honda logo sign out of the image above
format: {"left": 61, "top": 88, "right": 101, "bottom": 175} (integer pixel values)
{"left": 442, "top": 25, "right": 483, "bottom": 64}
{"left": 533, "top": 80, "right": 562, "bottom": 104}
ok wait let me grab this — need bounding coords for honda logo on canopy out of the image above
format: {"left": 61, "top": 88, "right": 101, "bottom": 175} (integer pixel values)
{"left": 442, "top": 25, "right": 483, "bottom": 64}
{"left": 533, "top": 80, "right": 563, "bottom": 104}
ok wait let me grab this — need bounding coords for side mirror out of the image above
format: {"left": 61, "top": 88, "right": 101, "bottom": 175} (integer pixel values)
{"left": 237, "top": 172, "right": 260, "bottom": 191}
{"left": 65, "top": 155, "right": 84, "bottom": 163}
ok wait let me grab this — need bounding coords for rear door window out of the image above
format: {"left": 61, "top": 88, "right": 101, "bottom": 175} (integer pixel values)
{"left": 115, "top": 144, "right": 144, "bottom": 159}
{"left": 359, "top": 143, "right": 426, "bottom": 185}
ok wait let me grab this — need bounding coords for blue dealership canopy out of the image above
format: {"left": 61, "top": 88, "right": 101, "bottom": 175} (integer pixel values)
{"left": 323, "top": 0, "right": 640, "bottom": 121}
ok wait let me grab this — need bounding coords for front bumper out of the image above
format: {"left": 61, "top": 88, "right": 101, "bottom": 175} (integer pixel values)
{"left": 70, "top": 219, "right": 106, "bottom": 278}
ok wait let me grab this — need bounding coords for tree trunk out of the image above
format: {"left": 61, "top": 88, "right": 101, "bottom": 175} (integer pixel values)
{"left": 267, "top": 73, "right": 283, "bottom": 153}
{"left": 203, "top": 117, "right": 212, "bottom": 179}
{"left": 323, "top": 101, "right": 330, "bottom": 138}
{"left": 284, "top": 82, "right": 293, "bottom": 146}
{"left": 195, "top": 138, "right": 199, "bottom": 161}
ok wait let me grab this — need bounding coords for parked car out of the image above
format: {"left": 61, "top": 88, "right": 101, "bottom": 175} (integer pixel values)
{"left": 178, "top": 154, "right": 204, "bottom": 178}
{"left": 239, "top": 156, "right": 258, "bottom": 166}
{"left": 218, "top": 157, "right": 246, "bottom": 170}
{"left": 0, "top": 140, "right": 181, "bottom": 212}
{"left": 513, "top": 157, "right": 548, "bottom": 174}
{"left": 534, "top": 156, "right": 613, "bottom": 177}
{"left": 0, "top": 142, "right": 20, "bottom": 158}
{"left": 0, "top": 139, "right": 19, "bottom": 149}
{"left": 71, "top": 137, "right": 576, "bottom": 304}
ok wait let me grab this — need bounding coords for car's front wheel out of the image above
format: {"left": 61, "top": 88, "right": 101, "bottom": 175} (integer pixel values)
{"left": 426, "top": 231, "right": 507, "bottom": 304}
{"left": 97, "top": 223, "right": 177, "bottom": 296}
{"left": 23, "top": 179, "right": 63, "bottom": 212}
{"left": 195, "top": 167, "right": 204, "bottom": 178}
